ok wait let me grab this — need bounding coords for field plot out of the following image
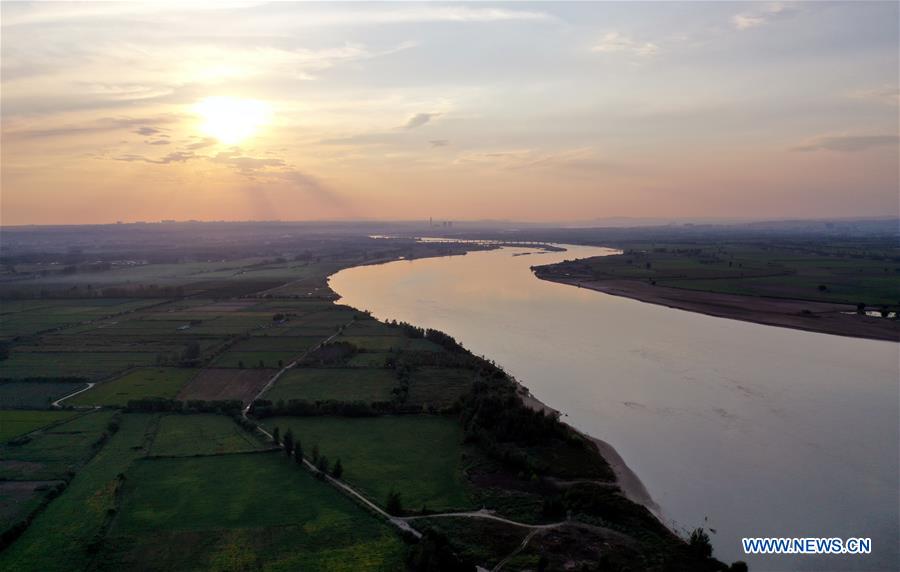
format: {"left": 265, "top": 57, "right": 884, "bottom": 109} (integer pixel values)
{"left": 413, "top": 517, "right": 531, "bottom": 569}
{"left": 0, "top": 414, "right": 157, "bottom": 572}
{"left": 346, "top": 352, "right": 391, "bottom": 367}
{"left": 0, "top": 410, "right": 80, "bottom": 441}
{"left": 0, "top": 299, "right": 161, "bottom": 340}
{"left": 265, "top": 416, "right": 472, "bottom": 511}
{"left": 212, "top": 350, "right": 299, "bottom": 369}
{"left": 0, "top": 480, "right": 64, "bottom": 534}
{"left": 407, "top": 367, "right": 475, "bottom": 409}
{"left": 264, "top": 368, "right": 397, "bottom": 403}
{"left": 0, "top": 381, "right": 87, "bottom": 409}
{"left": 229, "top": 335, "right": 322, "bottom": 352}
{"left": 0, "top": 410, "right": 117, "bottom": 480}
{"left": 101, "top": 452, "right": 404, "bottom": 571}
{"left": 175, "top": 368, "right": 274, "bottom": 404}
{"left": 0, "top": 351, "right": 156, "bottom": 380}
{"left": 68, "top": 368, "right": 196, "bottom": 406}
{"left": 150, "top": 414, "right": 264, "bottom": 456}
{"left": 339, "top": 335, "right": 409, "bottom": 352}
{"left": 340, "top": 319, "right": 398, "bottom": 336}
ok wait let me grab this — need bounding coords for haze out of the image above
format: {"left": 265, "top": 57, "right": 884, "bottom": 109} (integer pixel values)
{"left": 1, "top": 1, "right": 898, "bottom": 225}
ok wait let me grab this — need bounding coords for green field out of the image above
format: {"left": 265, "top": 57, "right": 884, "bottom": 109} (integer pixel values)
{"left": 0, "top": 381, "right": 87, "bottom": 409}
{"left": 212, "top": 350, "right": 301, "bottom": 369}
{"left": 0, "top": 351, "right": 157, "bottom": 380}
{"left": 0, "top": 299, "right": 162, "bottom": 340}
{"left": 0, "top": 480, "right": 63, "bottom": 535}
{"left": 264, "top": 368, "right": 398, "bottom": 403}
{"left": 544, "top": 242, "right": 900, "bottom": 307}
{"left": 103, "top": 452, "right": 405, "bottom": 571}
{"left": 228, "top": 336, "right": 321, "bottom": 352}
{"left": 0, "top": 414, "right": 156, "bottom": 572}
{"left": 0, "top": 409, "right": 81, "bottom": 441}
{"left": 0, "top": 410, "right": 118, "bottom": 480}
{"left": 407, "top": 367, "right": 475, "bottom": 409}
{"left": 149, "top": 414, "right": 264, "bottom": 457}
{"left": 68, "top": 368, "right": 197, "bottom": 406}
{"left": 265, "top": 416, "right": 472, "bottom": 512}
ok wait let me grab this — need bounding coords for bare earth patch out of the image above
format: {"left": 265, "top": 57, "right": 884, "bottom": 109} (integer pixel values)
{"left": 176, "top": 368, "right": 275, "bottom": 404}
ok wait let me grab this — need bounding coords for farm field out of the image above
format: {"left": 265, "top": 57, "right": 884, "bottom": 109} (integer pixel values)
{"left": 543, "top": 242, "right": 900, "bottom": 307}
{"left": 0, "top": 351, "right": 157, "bottom": 380}
{"left": 0, "top": 410, "right": 118, "bottom": 480}
{"left": 0, "top": 381, "right": 86, "bottom": 409}
{"left": 263, "top": 367, "right": 398, "bottom": 403}
{"left": 407, "top": 367, "right": 475, "bottom": 409}
{"left": 68, "top": 368, "right": 197, "bottom": 406}
{"left": 0, "top": 414, "right": 156, "bottom": 572}
{"left": 0, "top": 409, "right": 81, "bottom": 441}
{"left": 0, "top": 299, "right": 162, "bottom": 340}
{"left": 149, "top": 414, "right": 264, "bottom": 457}
{"left": 0, "top": 480, "right": 63, "bottom": 534}
{"left": 264, "top": 415, "right": 472, "bottom": 511}
{"left": 176, "top": 368, "right": 274, "bottom": 404}
{"left": 102, "top": 451, "right": 405, "bottom": 571}
{"left": 212, "top": 350, "right": 301, "bottom": 369}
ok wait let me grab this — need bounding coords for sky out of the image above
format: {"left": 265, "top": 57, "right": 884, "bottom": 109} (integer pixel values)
{"left": 1, "top": 1, "right": 898, "bottom": 225}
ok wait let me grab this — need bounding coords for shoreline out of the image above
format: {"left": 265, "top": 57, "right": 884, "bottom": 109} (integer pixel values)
{"left": 514, "top": 381, "right": 661, "bottom": 517}
{"left": 538, "top": 275, "right": 899, "bottom": 343}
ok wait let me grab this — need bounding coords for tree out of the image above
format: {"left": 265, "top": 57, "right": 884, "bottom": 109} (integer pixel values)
{"left": 272, "top": 426, "right": 280, "bottom": 446}
{"left": 689, "top": 528, "right": 712, "bottom": 559}
{"left": 317, "top": 456, "right": 329, "bottom": 473}
{"left": 283, "top": 429, "right": 294, "bottom": 456}
{"left": 332, "top": 458, "right": 343, "bottom": 479}
{"left": 386, "top": 490, "right": 403, "bottom": 516}
{"left": 238, "top": 360, "right": 245, "bottom": 369}
{"left": 294, "top": 439, "right": 303, "bottom": 461}
{"left": 311, "top": 444, "right": 319, "bottom": 462}
{"left": 181, "top": 341, "right": 201, "bottom": 364}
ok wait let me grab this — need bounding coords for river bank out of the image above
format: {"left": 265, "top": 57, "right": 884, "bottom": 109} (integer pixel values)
{"left": 514, "top": 381, "right": 660, "bottom": 516}
{"left": 537, "top": 276, "right": 900, "bottom": 342}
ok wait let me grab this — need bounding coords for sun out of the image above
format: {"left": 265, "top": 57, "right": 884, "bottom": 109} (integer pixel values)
{"left": 194, "top": 96, "right": 272, "bottom": 145}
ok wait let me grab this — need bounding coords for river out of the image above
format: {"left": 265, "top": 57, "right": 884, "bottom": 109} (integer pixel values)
{"left": 329, "top": 244, "right": 899, "bottom": 571}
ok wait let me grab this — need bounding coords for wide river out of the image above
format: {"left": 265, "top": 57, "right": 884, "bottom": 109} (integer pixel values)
{"left": 330, "top": 244, "right": 899, "bottom": 571}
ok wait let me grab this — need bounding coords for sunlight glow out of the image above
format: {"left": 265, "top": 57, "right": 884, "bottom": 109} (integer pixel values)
{"left": 194, "top": 96, "right": 272, "bottom": 145}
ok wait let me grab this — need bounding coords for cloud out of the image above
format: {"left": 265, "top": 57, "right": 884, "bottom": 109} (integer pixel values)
{"left": 146, "top": 139, "right": 170, "bottom": 146}
{"left": 114, "top": 151, "right": 197, "bottom": 164}
{"left": 185, "top": 137, "right": 218, "bottom": 150}
{"left": 211, "top": 151, "right": 286, "bottom": 174}
{"left": 792, "top": 134, "right": 900, "bottom": 153}
{"left": 404, "top": 113, "right": 438, "bottom": 129}
{"left": 6, "top": 116, "right": 179, "bottom": 139}
{"left": 429, "top": 140, "right": 450, "bottom": 147}
{"left": 592, "top": 32, "right": 658, "bottom": 57}
{"left": 732, "top": 2, "right": 796, "bottom": 30}
{"left": 134, "top": 126, "right": 162, "bottom": 136}
{"left": 2, "top": 4, "right": 551, "bottom": 28}
{"left": 849, "top": 86, "right": 900, "bottom": 106}
{"left": 455, "top": 147, "right": 618, "bottom": 173}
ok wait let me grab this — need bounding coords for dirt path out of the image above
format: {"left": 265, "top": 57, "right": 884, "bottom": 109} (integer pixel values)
{"left": 242, "top": 320, "right": 353, "bottom": 416}
{"left": 492, "top": 528, "right": 541, "bottom": 571}
{"left": 51, "top": 382, "right": 96, "bottom": 408}
{"left": 403, "top": 509, "right": 566, "bottom": 530}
